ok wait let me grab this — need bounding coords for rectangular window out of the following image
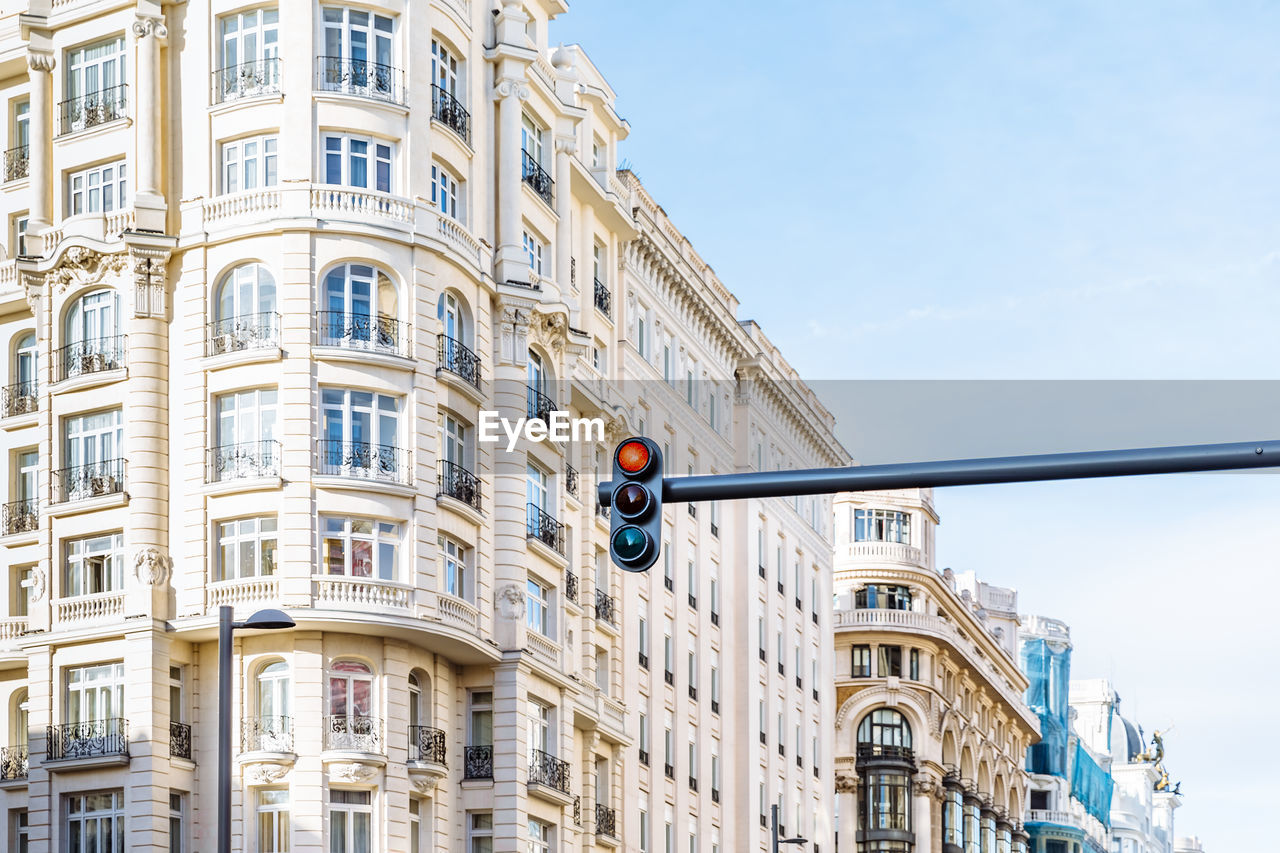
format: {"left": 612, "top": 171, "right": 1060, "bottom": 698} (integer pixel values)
{"left": 219, "top": 8, "right": 280, "bottom": 70}
{"left": 852, "top": 645, "right": 871, "bottom": 678}
{"left": 521, "top": 114, "right": 544, "bottom": 164}
{"left": 522, "top": 231, "right": 544, "bottom": 274}
{"left": 431, "top": 164, "right": 461, "bottom": 220}
{"left": 468, "top": 692, "right": 493, "bottom": 747}
{"left": 878, "top": 645, "right": 902, "bottom": 678}
{"left": 66, "top": 36, "right": 125, "bottom": 102}
{"left": 328, "top": 790, "right": 372, "bottom": 853}
{"left": 409, "top": 799, "right": 422, "bottom": 853}
{"left": 321, "top": 7, "right": 395, "bottom": 98}
{"left": 13, "top": 809, "right": 29, "bottom": 853}
{"left": 910, "top": 649, "right": 920, "bottom": 680}
{"left": 853, "top": 508, "right": 911, "bottom": 544}
{"left": 169, "top": 792, "right": 185, "bottom": 853}
{"left": 637, "top": 313, "right": 648, "bottom": 359}
{"left": 528, "top": 819, "right": 551, "bottom": 853}
{"left": 221, "top": 135, "right": 278, "bottom": 193}
{"left": 216, "top": 387, "right": 277, "bottom": 450}
{"left": 432, "top": 40, "right": 460, "bottom": 95}
{"left": 639, "top": 712, "right": 649, "bottom": 759}
{"left": 63, "top": 408, "right": 124, "bottom": 500}
{"left": 526, "top": 577, "right": 550, "bottom": 636}
{"left": 321, "top": 516, "right": 400, "bottom": 580}
{"left": 216, "top": 516, "right": 277, "bottom": 580}
{"left": 65, "top": 662, "right": 125, "bottom": 723}
{"left": 320, "top": 388, "right": 401, "bottom": 453}
{"left": 64, "top": 531, "right": 124, "bottom": 597}
{"left": 469, "top": 813, "right": 493, "bottom": 853}
{"left": 710, "top": 653, "right": 720, "bottom": 707}
{"left": 323, "top": 134, "right": 392, "bottom": 192}
{"left": 68, "top": 160, "right": 128, "bottom": 215}
{"left": 639, "top": 810, "right": 649, "bottom": 853}
{"left": 439, "top": 536, "right": 468, "bottom": 599}
{"left": 65, "top": 791, "right": 125, "bottom": 853}
{"left": 638, "top": 616, "right": 649, "bottom": 665}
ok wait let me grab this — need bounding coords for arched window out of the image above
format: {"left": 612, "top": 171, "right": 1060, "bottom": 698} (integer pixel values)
{"left": 212, "top": 264, "right": 277, "bottom": 352}
{"left": 327, "top": 661, "right": 377, "bottom": 751}
{"left": 854, "top": 585, "right": 912, "bottom": 611}
{"left": 320, "top": 263, "right": 401, "bottom": 354}
{"left": 436, "top": 292, "right": 480, "bottom": 387}
{"left": 407, "top": 670, "right": 443, "bottom": 764}
{"left": 438, "top": 291, "right": 466, "bottom": 343}
{"left": 62, "top": 290, "right": 122, "bottom": 378}
{"left": 9, "top": 689, "right": 28, "bottom": 750}
{"left": 526, "top": 349, "right": 554, "bottom": 420}
{"left": 858, "top": 708, "right": 913, "bottom": 751}
{"left": 251, "top": 661, "right": 292, "bottom": 752}
{"left": 6, "top": 332, "right": 38, "bottom": 416}
{"left": 857, "top": 709, "right": 915, "bottom": 847}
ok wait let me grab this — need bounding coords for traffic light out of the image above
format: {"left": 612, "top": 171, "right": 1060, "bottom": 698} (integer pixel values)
{"left": 608, "top": 437, "right": 663, "bottom": 571}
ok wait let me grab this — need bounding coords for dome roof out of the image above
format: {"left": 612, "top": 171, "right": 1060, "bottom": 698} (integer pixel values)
{"left": 1121, "top": 716, "right": 1143, "bottom": 761}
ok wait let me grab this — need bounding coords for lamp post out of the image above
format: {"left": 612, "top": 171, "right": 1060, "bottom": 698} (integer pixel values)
{"left": 219, "top": 605, "right": 295, "bottom": 853}
{"left": 772, "top": 805, "right": 808, "bottom": 853}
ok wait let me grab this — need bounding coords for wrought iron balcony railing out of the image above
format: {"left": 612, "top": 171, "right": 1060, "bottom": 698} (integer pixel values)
{"left": 528, "top": 748, "right": 570, "bottom": 794}
{"left": 521, "top": 150, "right": 554, "bottom": 205}
{"left": 241, "top": 716, "right": 293, "bottom": 753}
{"left": 55, "top": 335, "right": 125, "bottom": 381}
{"left": 207, "top": 313, "right": 280, "bottom": 356}
{"left": 595, "top": 803, "right": 618, "bottom": 838}
{"left": 52, "top": 458, "right": 125, "bottom": 504}
{"left": 409, "top": 725, "right": 446, "bottom": 765}
{"left": 527, "top": 384, "right": 556, "bottom": 421}
{"left": 464, "top": 744, "right": 493, "bottom": 779}
{"left": 573, "top": 796, "right": 582, "bottom": 826}
{"left": 856, "top": 743, "right": 915, "bottom": 762}
{"left": 595, "top": 588, "right": 617, "bottom": 626}
{"left": 2, "top": 498, "right": 38, "bottom": 537}
{"left": 317, "top": 440, "right": 410, "bottom": 485}
{"left": 169, "top": 722, "right": 192, "bottom": 760}
{"left": 316, "top": 56, "right": 406, "bottom": 105}
{"left": 565, "top": 464, "right": 579, "bottom": 498}
{"left": 438, "top": 334, "right": 481, "bottom": 388}
{"left": 318, "top": 311, "right": 409, "bottom": 357}
{"left": 212, "top": 57, "right": 282, "bottom": 103}
{"left": 0, "top": 745, "right": 27, "bottom": 780}
{"left": 58, "top": 84, "right": 128, "bottom": 136}
{"left": 47, "top": 718, "right": 128, "bottom": 761}
{"left": 1, "top": 380, "right": 37, "bottom": 418}
{"left": 3, "top": 144, "right": 28, "bottom": 182}
{"left": 526, "top": 503, "right": 564, "bottom": 555}
{"left": 324, "top": 714, "right": 383, "bottom": 753}
{"left": 594, "top": 277, "right": 611, "bottom": 317}
{"left": 209, "top": 440, "right": 281, "bottom": 482}
{"left": 438, "top": 460, "right": 481, "bottom": 510}
{"left": 432, "top": 85, "right": 470, "bottom": 143}
{"left": 565, "top": 571, "right": 578, "bottom": 604}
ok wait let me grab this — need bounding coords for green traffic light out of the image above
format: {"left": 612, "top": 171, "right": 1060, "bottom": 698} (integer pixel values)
{"left": 612, "top": 525, "right": 650, "bottom": 561}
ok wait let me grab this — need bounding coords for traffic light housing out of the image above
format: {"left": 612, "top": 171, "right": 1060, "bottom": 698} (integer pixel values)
{"left": 608, "top": 437, "right": 663, "bottom": 571}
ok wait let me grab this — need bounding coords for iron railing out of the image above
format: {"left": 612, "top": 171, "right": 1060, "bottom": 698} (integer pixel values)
{"left": 3, "top": 144, "right": 28, "bottom": 182}
{"left": 47, "top": 718, "right": 128, "bottom": 761}
{"left": 521, "top": 150, "right": 553, "bottom": 205}
{"left": 2, "top": 498, "right": 38, "bottom": 536}
{"left": 595, "top": 803, "right": 618, "bottom": 838}
{"left": 316, "top": 56, "right": 406, "bottom": 105}
{"left": 528, "top": 748, "right": 570, "bottom": 794}
{"left": 324, "top": 715, "right": 383, "bottom": 753}
{"left": 318, "top": 311, "right": 409, "bottom": 357}
{"left": 856, "top": 743, "right": 915, "bottom": 762}
{"left": 1, "top": 380, "right": 37, "bottom": 418}
{"left": 58, "top": 84, "right": 128, "bottom": 136}
{"left": 408, "top": 725, "right": 447, "bottom": 765}
{"left": 596, "top": 500, "right": 610, "bottom": 520}
{"left": 438, "top": 460, "right": 481, "bottom": 510}
{"left": 594, "top": 277, "right": 611, "bottom": 317}
{"left": 0, "top": 745, "right": 27, "bottom": 780}
{"left": 206, "top": 313, "right": 280, "bottom": 356}
{"left": 212, "top": 57, "right": 282, "bottom": 103}
{"left": 565, "top": 465, "right": 579, "bottom": 498}
{"left": 464, "top": 745, "right": 493, "bottom": 779}
{"left": 565, "top": 571, "right": 578, "bottom": 604}
{"left": 432, "top": 85, "right": 470, "bottom": 143}
{"left": 169, "top": 722, "right": 192, "bottom": 760}
{"left": 317, "top": 440, "right": 410, "bottom": 484}
{"left": 52, "top": 458, "right": 125, "bottom": 503}
{"left": 526, "top": 504, "right": 564, "bottom": 555}
{"left": 526, "top": 384, "right": 556, "bottom": 421}
{"left": 595, "top": 588, "right": 617, "bottom": 626}
{"left": 241, "top": 716, "right": 292, "bottom": 753}
{"left": 55, "top": 335, "right": 125, "bottom": 381}
{"left": 573, "top": 796, "right": 582, "bottom": 826}
{"left": 437, "top": 334, "right": 481, "bottom": 388}
{"left": 209, "top": 440, "right": 281, "bottom": 482}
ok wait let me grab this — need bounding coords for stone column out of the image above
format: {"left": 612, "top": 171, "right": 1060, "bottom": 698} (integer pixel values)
{"left": 125, "top": 626, "right": 172, "bottom": 853}
{"left": 25, "top": 48, "right": 55, "bottom": 244}
{"left": 493, "top": 75, "right": 532, "bottom": 284}
{"left": 492, "top": 662, "right": 526, "bottom": 853}
{"left": 835, "top": 771, "right": 857, "bottom": 853}
{"left": 554, "top": 135, "right": 575, "bottom": 291}
{"left": 131, "top": 11, "right": 168, "bottom": 232}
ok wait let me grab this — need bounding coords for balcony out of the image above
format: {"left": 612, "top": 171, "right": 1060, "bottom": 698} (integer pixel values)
{"left": 437, "top": 334, "right": 482, "bottom": 388}
{"left": 565, "top": 464, "right": 579, "bottom": 499}
{"left": 317, "top": 440, "right": 410, "bottom": 485}
{"left": 318, "top": 311, "right": 409, "bottom": 358}
{"left": 2, "top": 499, "right": 37, "bottom": 537}
{"left": 0, "top": 745, "right": 26, "bottom": 782}
{"left": 1, "top": 381, "right": 37, "bottom": 419}
{"left": 526, "top": 384, "right": 556, "bottom": 421}
{"left": 526, "top": 504, "right": 564, "bottom": 556}
{"left": 55, "top": 335, "right": 126, "bottom": 382}
{"left": 206, "top": 313, "right": 280, "bottom": 356}
{"left": 431, "top": 85, "right": 470, "bottom": 143}
{"left": 208, "top": 440, "right": 281, "bottom": 483}
{"left": 46, "top": 718, "right": 129, "bottom": 763}
{"left": 595, "top": 803, "right": 618, "bottom": 839}
{"left": 241, "top": 716, "right": 293, "bottom": 754}
{"left": 324, "top": 714, "right": 383, "bottom": 754}
{"left": 170, "top": 722, "right": 192, "bottom": 760}
{"left": 313, "top": 575, "right": 411, "bottom": 611}
{"left": 595, "top": 588, "right": 617, "bottom": 626}
{"left": 52, "top": 458, "right": 125, "bottom": 504}
{"left": 594, "top": 278, "right": 611, "bottom": 317}
{"left": 438, "top": 460, "right": 481, "bottom": 511}
{"left": 55, "top": 591, "right": 125, "bottom": 624}
{"left": 58, "top": 84, "right": 128, "bottom": 136}
{"left": 408, "top": 726, "right": 447, "bottom": 788}
{"left": 565, "top": 571, "right": 578, "bottom": 604}
{"left": 463, "top": 745, "right": 493, "bottom": 780}
{"left": 3, "top": 145, "right": 28, "bottom": 182}
{"left": 528, "top": 748, "right": 571, "bottom": 797}
{"left": 521, "top": 151, "right": 554, "bottom": 205}
{"left": 316, "top": 56, "right": 406, "bottom": 105}
{"left": 212, "top": 58, "right": 282, "bottom": 103}
{"left": 856, "top": 743, "right": 916, "bottom": 768}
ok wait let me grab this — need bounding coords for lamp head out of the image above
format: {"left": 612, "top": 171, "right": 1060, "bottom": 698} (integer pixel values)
{"left": 239, "top": 608, "right": 295, "bottom": 631}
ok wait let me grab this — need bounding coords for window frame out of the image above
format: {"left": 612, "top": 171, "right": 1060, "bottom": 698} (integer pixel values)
{"left": 221, "top": 134, "right": 279, "bottom": 194}
{"left": 320, "top": 515, "right": 401, "bottom": 581}
{"left": 68, "top": 159, "right": 128, "bottom": 216}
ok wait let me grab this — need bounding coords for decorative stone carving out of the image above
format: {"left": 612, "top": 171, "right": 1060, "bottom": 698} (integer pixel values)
{"left": 27, "top": 50, "right": 56, "bottom": 73}
{"left": 131, "top": 250, "right": 169, "bottom": 318}
{"left": 28, "top": 568, "right": 47, "bottom": 602}
{"left": 246, "top": 763, "right": 290, "bottom": 785}
{"left": 493, "top": 77, "right": 531, "bottom": 102}
{"left": 834, "top": 772, "right": 858, "bottom": 794}
{"left": 134, "top": 547, "right": 173, "bottom": 586}
{"left": 411, "top": 775, "right": 441, "bottom": 794}
{"left": 329, "top": 762, "right": 379, "bottom": 783}
{"left": 132, "top": 14, "right": 169, "bottom": 42}
{"left": 555, "top": 135, "right": 578, "bottom": 156}
{"left": 47, "top": 248, "right": 129, "bottom": 296}
{"left": 914, "top": 779, "right": 941, "bottom": 798}
{"left": 499, "top": 304, "right": 531, "bottom": 365}
{"left": 497, "top": 583, "right": 526, "bottom": 620}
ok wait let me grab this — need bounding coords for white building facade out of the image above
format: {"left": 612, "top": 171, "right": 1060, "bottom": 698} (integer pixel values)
{"left": 0, "top": 2, "right": 843, "bottom": 853}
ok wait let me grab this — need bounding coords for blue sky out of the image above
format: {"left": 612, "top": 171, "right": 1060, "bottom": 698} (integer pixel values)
{"left": 554, "top": 2, "right": 1280, "bottom": 848}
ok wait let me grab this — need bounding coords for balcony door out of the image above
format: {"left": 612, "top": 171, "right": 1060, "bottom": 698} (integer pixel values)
{"left": 64, "top": 409, "right": 123, "bottom": 489}
{"left": 66, "top": 663, "right": 124, "bottom": 724}
{"left": 321, "top": 388, "right": 400, "bottom": 478}
{"left": 322, "top": 8, "right": 394, "bottom": 92}
{"left": 217, "top": 387, "right": 277, "bottom": 450}
{"left": 439, "top": 292, "right": 464, "bottom": 343}
{"left": 255, "top": 661, "right": 292, "bottom": 752}
{"left": 322, "top": 264, "right": 398, "bottom": 349}
{"left": 15, "top": 332, "right": 35, "bottom": 389}
{"left": 468, "top": 692, "right": 492, "bottom": 748}
{"left": 431, "top": 40, "right": 458, "bottom": 96}
{"left": 217, "top": 264, "right": 276, "bottom": 325}
{"left": 526, "top": 699, "right": 550, "bottom": 755}
{"left": 328, "top": 661, "right": 374, "bottom": 748}
{"left": 66, "top": 290, "right": 119, "bottom": 348}
{"left": 219, "top": 7, "right": 280, "bottom": 97}
{"left": 17, "top": 450, "right": 38, "bottom": 505}
{"left": 66, "top": 37, "right": 125, "bottom": 102}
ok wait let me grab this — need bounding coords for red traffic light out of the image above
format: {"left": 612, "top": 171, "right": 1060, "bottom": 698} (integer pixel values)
{"left": 617, "top": 439, "right": 651, "bottom": 474}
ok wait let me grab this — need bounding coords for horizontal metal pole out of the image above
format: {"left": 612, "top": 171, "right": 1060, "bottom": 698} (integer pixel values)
{"left": 599, "top": 439, "right": 1280, "bottom": 506}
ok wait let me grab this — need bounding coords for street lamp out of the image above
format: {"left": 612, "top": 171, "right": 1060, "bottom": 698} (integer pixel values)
{"left": 219, "top": 605, "right": 295, "bottom": 853}
{"left": 772, "top": 805, "right": 808, "bottom": 853}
